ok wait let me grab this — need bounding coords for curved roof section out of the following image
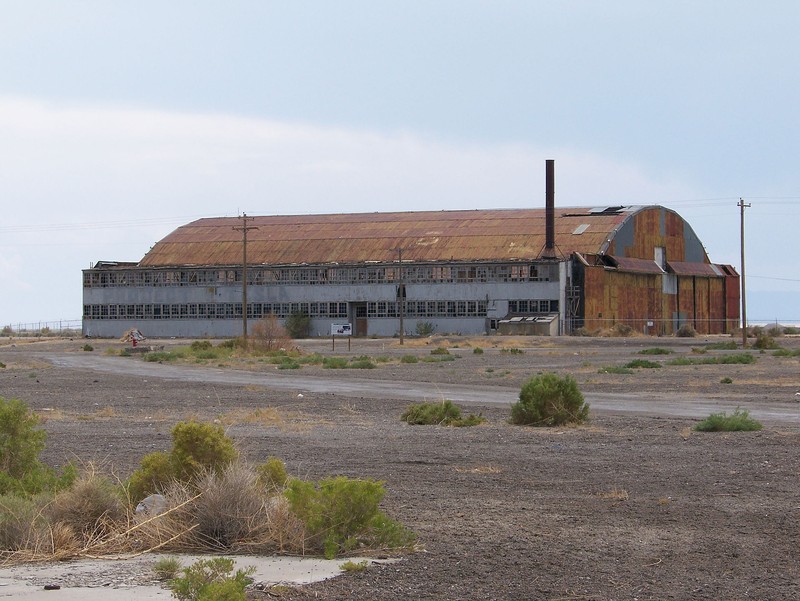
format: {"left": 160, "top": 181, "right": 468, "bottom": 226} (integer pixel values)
{"left": 138, "top": 205, "right": 698, "bottom": 267}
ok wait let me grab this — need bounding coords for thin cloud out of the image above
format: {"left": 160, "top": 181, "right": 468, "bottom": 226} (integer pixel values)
{"left": 0, "top": 96, "right": 705, "bottom": 323}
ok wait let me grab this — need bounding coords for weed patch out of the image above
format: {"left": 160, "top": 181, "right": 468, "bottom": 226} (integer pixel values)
{"left": 169, "top": 557, "right": 255, "bottom": 601}
{"left": 667, "top": 353, "right": 755, "bottom": 366}
{"left": 340, "top": 559, "right": 369, "bottom": 572}
{"left": 694, "top": 407, "right": 763, "bottom": 432}
{"left": 638, "top": 347, "right": 672, "bottom": 355}
{"left": 624, "top": 359, "right": 662, "bottom": 369}
{"left": 401, "top": 400, "right": 485, "bottom": 427}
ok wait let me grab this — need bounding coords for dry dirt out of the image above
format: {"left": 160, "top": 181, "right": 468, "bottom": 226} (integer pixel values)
{"left": 1, "top": 335, "right": 799, "bottom": 600}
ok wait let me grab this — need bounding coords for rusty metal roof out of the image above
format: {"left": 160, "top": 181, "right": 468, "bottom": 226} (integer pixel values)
{"left": 139, "top": 207, "right": 642, "bottom": 267}
{"left": 607, "top": 256, "right": 665, "bottom": 274}
{"left": 667, "top": 261, "right": 724, "bottom": 277}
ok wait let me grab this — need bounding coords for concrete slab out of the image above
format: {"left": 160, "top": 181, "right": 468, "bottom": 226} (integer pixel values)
{"left": 0, "top": 553, "right": 384, "bottom": 600}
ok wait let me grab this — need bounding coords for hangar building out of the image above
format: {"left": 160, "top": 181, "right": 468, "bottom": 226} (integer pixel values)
{"left": 82, "top": 165, "right": 739, "bottom": 338}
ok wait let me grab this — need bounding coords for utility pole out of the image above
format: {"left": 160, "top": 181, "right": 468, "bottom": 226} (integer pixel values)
{"left": 234, "top": 214, "right": 258, "bottom": 349}
{"left": 738, "top": 198, "right": 750, "bottom": 348}
{"left": 397, "top": 247, "right": 404, "bottom": 345}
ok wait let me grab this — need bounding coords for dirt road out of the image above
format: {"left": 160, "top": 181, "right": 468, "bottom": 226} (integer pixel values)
{"left": 1, "top": 335, "right": 799, "bottom": 600}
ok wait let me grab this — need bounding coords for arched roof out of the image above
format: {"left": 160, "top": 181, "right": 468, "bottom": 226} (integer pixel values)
{"left": 138, "top": 205, "right": 707, "bottom": 267}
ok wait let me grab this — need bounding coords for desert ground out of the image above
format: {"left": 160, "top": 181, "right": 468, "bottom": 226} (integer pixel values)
{"left": 1, "top": 333, "right": 799, "bottom": 600}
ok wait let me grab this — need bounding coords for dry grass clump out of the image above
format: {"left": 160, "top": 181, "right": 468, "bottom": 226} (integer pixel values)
{"left": 599, "top": 323, "right": 639, "bottom": 337}
{"left": 597, "top": 487, "right": 629, "bottom": 501}
{"left": 134, "top": 463, "right": 305, "bottom": 555}
{"left": 46, "top": 468, "right": 127, "bottom": 541}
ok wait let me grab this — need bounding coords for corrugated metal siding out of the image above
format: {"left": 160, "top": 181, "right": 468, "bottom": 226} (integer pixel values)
{"left": 139, "top": 208, "right": 634, "bottom": 267}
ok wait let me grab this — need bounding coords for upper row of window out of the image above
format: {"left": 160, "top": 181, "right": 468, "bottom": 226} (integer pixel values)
{"left": 83, "top": 263, "right": 556, "bottom": 288}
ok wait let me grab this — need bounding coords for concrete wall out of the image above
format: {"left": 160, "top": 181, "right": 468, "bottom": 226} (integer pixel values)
{"left": 83, "top": 279, "right": 562, "bottom": 338}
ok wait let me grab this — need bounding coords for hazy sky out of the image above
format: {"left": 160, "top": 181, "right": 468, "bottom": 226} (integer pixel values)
{"left": 1, "top": 1, "right": 797, "bottom": 326}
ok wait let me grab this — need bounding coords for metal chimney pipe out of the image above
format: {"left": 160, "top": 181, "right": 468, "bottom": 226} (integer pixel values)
{"left": 544, "top": 159, "right": 555, "bottom": 257}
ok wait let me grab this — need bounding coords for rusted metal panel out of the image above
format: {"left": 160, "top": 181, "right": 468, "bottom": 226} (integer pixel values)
{"left": 607, "top": 256, "right": 664, "bottom": 274}
{"left": 667, "top": 261, "right": 722, "bottom": 277}
{"left": 139, "top": 208, "right": 633, "bottom": 267}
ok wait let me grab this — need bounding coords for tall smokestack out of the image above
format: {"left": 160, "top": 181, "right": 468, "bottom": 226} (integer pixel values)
{"left": 543, "top": 159, "right": 556, "bottom": 258}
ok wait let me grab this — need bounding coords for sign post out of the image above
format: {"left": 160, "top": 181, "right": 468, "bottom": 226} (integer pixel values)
{"left": 330, "top": 323, "right": 352, "bottom": 351}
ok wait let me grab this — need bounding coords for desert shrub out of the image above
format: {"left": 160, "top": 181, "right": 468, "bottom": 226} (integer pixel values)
{"left": 784, "top": 326, "right": 800, "bottom": 335}
{"left": 0, "top": 494, "right": 46, "bottom": 552}
{"left": 430, "top": 346, "right": 450, "bottom": 355}
{"left": 720, "top": 377, "right": 733, "bottom": 384}
{"left": 753, "top": 334, "right": 778, "bottom": 350}
{"left": 135, "top": 464, "right": 305, "bottom": 555}
{"left": 278, "top": 359, "right": 300, "bottom": 369}
{"left": 1, "top": 325, "right": 13, "bottom": 336}
{"left": 0, "top": 362, "right": 5, "bottom": 368}
{"left": 638, "top": 347, "right": 672, "bottom": 355}
{"left": 188, "top": 464, "right": 271, "bottom": 549}
{"left": 256, "top": 457, "right": 288, "bottom": 492}
{"left": 169, "top": 557, "right": 254, "bottom": 601}
{"left": 46, "top": 469, "right": 125, "bottom": 540}
{"left": 0, "top": 398, "right": 46, "bottom": 481}
{"left": 415, "top": 321, "right": 435, "bottom": 337}
{"left": 218, "top": 339, "right": 238, "bottom": 350}
{"left": 472, "top": 347, "right": 484, "bottom": 355}
{"left": 0, "top": 494, "right": 82, "bottom": 557}
{"left": 251, "top": 315, "right": 291, "bottom": 352}
{"left": 82, "top": 344, "right": 94, "bottom": 352}
{"left": 171, "top": 421, "right": 238, "bottom": 483}
{"left": 510, "top": 373, "right": 589, "bottom": 426}
{"left": 190, "top": 340, "right": 213, "bottom": 351}
{"left": 127, "top": 451, "right": 174, "bottom": 503}
{"left": 694, "top": 408, "right": 763, "bottom": 432}
{"left": 127, "top": 422, "right": 237, "bottom": 503}
{"left": 0, "top": 397, "right": 76, "bottom": 497}
{"left": 285, "top": 312, "right": 311, "bottom": 339}
{"left": 773, "top": 348, "right": 800, "bottom": 357}
{"left": 705, "top": 341, "right": 738, "bottom": 350}
{"left": 500, "top": 347, "right": 524, "bottom": 355}
{"left": 285, "top": 476, "right": 414, "bottom": 559}
{"left": 624, "top": 359, "right": 662, "bottom": 369}
{"left": 401, "top": 400, "right": 485, "bottom": 427}
{"left": 675, "top": 324, "right": 697, "bottom": 338}
{"left": 400, "top": 355, "right": 418, "bottom": 364}
{"left": 153, "top": 556, "right": 183, "bottom": 581}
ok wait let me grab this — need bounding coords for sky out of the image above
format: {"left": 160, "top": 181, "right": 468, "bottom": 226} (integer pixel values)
{"left": 1, "top": 1, "right": 797, "bottom": 327}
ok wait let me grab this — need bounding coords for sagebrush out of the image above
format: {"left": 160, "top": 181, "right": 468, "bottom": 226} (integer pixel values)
{"left": 510, "top": 373, "right": 589, "bottom": 426}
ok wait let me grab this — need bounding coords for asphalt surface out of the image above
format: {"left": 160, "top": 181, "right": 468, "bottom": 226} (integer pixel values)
{"left": 46, "top": 353, "right": 800, "bottom": 424}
